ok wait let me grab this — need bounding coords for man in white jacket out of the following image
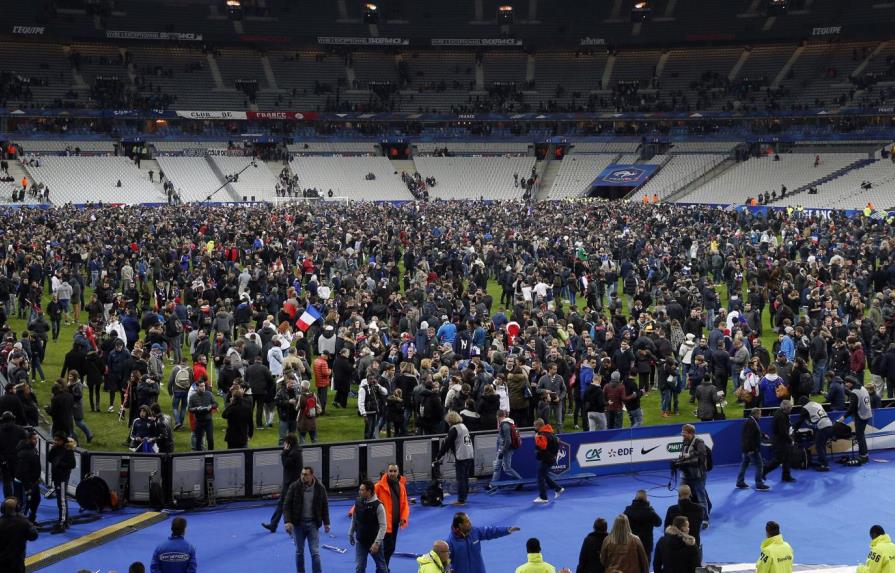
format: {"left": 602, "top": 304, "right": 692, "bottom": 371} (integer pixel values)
{"left": 358, "top": 373, "right": 386, "bottom": 440}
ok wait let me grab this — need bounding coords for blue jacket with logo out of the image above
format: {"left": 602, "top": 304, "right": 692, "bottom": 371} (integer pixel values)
{"left": 448, "top": 526, "right": 512, "bottom": 573}
{"left": 151, "top": 535, "right": 197, "bottom": 573}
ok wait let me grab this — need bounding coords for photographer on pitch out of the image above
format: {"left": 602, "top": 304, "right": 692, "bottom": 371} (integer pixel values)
{"left": 671, "top": 424, "right": 711, "bottom": 529}
{"left": 794, "top": 396, "right": 832, "bottom": 471}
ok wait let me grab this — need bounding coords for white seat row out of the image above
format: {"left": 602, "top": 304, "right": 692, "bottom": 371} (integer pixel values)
{"left": 638, "top": 155, "right": 727, "bottom": 199}
{"left": 24, "top": 140, "right": 116, "bottom": 153}
{"left": 547, "top": 154, "right": 618, "bottom": 199}
{"left": 208, "top": 156, "right": 278, "bottom": 202}
{"left": 682, "top": 153, "right": 867, "bottom": 204}
{"left": 28, "top": 156, "right": 163, "bottom": 205}
{"left": 795, "top": 158, "right": 895, "bottom": 210}
{"left": 155, "top": 157, "right": 229, "bottom": 202}
{"left": 289, "top": 156, "right": 411, "bottom": 201}
{"left": 413, "top": 156, "right": 535, "bottom": 201}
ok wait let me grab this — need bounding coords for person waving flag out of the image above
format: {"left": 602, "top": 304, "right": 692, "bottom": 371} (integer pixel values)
{"left": 297, "top": 304, "right": 322, "bottom": 332}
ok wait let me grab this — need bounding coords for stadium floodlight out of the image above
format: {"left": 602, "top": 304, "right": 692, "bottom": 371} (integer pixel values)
{"left": 631, "top": 1, "right": 652, "bottom": 22}
{"left": 226, "top": 0, "right": 243, "bottom": 20}
{"left": 767, "top": 0, "right": 789, "bottom": 15}
{"left": 498, "top": 5, "right": 514, "bottom": 25}
{"left": 364, "top": 3, "right": 380, "bottom": 23}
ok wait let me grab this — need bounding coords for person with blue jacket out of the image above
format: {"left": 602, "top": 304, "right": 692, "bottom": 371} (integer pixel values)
{"left": 825, "top": 372, "right": 846, "bottom": 411}
{"left": 447, "top": 512, "right": 520, "bottom": 573}
{"left": 151, "top": 517, "right": 196, "bottom": 573}
{"left": 778, "top": 329, "right": 796, "bottom": 362}
{"left": 436, "top": 316, "right": 457, "bottom": 345}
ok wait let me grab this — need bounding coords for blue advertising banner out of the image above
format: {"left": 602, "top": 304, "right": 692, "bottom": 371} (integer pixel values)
{"left": 591, "top": 164, "right": 659, "bottom": 188}
{"left": 505, "top": 407, "right": 895, "bottom": 481}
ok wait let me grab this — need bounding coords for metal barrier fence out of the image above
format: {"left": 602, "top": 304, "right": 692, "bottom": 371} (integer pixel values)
{"left": 34, "top": 428, "right": 530, "bottom": 506}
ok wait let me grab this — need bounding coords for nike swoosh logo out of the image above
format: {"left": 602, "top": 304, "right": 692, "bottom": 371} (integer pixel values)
{"left": 641, "top": 445, "right": 660, "bottom": 455}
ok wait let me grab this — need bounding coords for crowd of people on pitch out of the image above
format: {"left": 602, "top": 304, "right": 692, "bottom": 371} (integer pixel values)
{"left": 0, "top": 197, "right": 889, "bottom": 571}
{"left": 0, "top": 200, "right": 890, "bottom": 452}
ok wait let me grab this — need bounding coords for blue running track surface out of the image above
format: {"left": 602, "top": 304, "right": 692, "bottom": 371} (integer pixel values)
{"left": 33, "top": 449, "right": 895, "bottom": 572}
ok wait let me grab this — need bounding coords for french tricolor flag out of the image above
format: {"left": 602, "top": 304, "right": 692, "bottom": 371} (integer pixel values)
{"left": 296, "top": 304, "right": 322, "bottom": 332}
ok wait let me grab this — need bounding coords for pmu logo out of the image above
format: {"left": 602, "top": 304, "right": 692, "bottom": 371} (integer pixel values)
{"left": 604, "top": 168, "right": 646, "bottom": 183}
{"left": 666, "top": 441, "right": 685, "bottom": 453}
{"left": 551, "top": 440, "right": 571, "bottom": 474}
{"left": 584, "top": 448, "right": 602, "bottom": 462}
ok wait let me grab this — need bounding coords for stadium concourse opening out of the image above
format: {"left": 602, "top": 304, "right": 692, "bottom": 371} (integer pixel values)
{"left": 28, "top": 448, "right": 895, "bottom": 571}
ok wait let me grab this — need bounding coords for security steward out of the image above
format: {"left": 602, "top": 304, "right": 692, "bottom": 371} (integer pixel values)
{"left": 756, "top": 521, "right": 794, "bottom": 573}
{"left": 857, "top": 525, "right": 895, "bottom": 573}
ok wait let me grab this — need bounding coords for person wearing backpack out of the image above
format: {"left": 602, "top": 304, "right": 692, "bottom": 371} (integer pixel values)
{"left": 490, "top": 409, "right": 522, "bottom": 484}
{"left": 168, "top": 357, "right": 192, "bottom": 430}
{"left": 165, "top": 310, "right": 184, "bottom": 365}
{"left": 296, "top": 380, "right": 319, "bottom": 444}
{"left": 672, "top": 424, "right": 711, "bottom": 529}
{"left": 532, "top": 418, "right": 564, "bottom": 504}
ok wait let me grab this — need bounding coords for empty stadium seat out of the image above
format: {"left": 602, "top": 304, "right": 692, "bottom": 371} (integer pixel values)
{"left": 413, "top": 156, "right": 535, "bottom": 201}
{"left": 288, "top": 156, "right": 411, "bottom": 201}
{"left": 155, "top": 156, "right": 230, "bottom": 203}
{"left": 547, "top": 155, "right": 618, "bottom": 199}
{"left": 28, "top": 156, "right": 164, "bottom": 205}
{"left": 681, "top": 154, "right": 867, "bottom": 204}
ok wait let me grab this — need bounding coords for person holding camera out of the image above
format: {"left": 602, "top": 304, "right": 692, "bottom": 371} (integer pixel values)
{"left": 537, "top": 362, "right": 566, "bottom": 432}
{"left": 794, "top": 396, "right": 833, "bottom": 471}
{"left": 434, "top": 411, "right": 474, "bottom": 506}
{"left": 671, "top": 425, "right": 711, "bottom": 529}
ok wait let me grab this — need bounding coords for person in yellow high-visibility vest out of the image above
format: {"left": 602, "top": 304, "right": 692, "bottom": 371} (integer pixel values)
{"left": 756, "top": 521, "right": 794, "bottom": 573}
{"left": 858, "top": 525, "right": 895, "bottom": 573}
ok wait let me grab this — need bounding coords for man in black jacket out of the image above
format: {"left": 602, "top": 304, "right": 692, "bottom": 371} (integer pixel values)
{"left": 624, "top": 490, "right": 662, "bottom": 565}
{"left": 0, "top": 384, "right": 26, "bottom": 426}
{"left": 653, "top": 515, "right": 700, "bottom": 573}
{"left": 736, "top": 408, "right": 770, "bottom": 491}
{"left": 576, "top": 517, "right": 608, "bottom": 573}
{"left": 664, "top": 485, "right": 705, "bottom": 550}
{"left": 284, "top": 466, "right": 330, "bottom": 573}
{"left": 47, "top": 381, "right": 74, "bottom": 438}
{"left": 222, "top": 385, "right": 253, "bottom": 449}
{"left": 673, "top": 425, "right": 711, "bottom": 527}
{"left": 0, "top": 497, "right": 39, "bottom": 573}
{"left": 47, "top": 432, "right": 76, "bottom": 533}
{"left": 0, "top": 412, "right": 25, "bottom": 497}
{"left": 14, "top": 430, "right": 40, "bottom": 522}
{"left": 263, "top": 434, "right": 302, "bottom": 533}
{"left": 245, "top": 356, "right": 273, "bottom": 429}
{"left": 762, "top": 400, "right": 796, "bottom": 483}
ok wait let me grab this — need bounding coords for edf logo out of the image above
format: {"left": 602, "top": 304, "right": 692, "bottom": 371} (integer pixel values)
{"left": 604, "top": 168, "right": 646, "bottom": 183}
{"left": 552, "top": 440, "right": 571, "bottom": 474}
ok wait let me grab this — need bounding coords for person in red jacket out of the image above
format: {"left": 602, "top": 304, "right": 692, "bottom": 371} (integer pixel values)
{"left": 373, "top": 463, "right": 410, "bottom": 566}
{"left": 193, "top": 355, "right": 209, "bottom": 389}
{"left": 312, "top": 352, "right": 331, "bottom": 414}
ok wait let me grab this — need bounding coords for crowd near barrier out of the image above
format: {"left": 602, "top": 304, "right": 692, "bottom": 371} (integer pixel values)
{"left": 33, "top": 407, "right": 895, "bottom": 507}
